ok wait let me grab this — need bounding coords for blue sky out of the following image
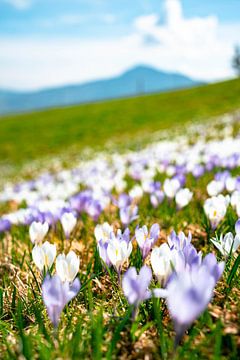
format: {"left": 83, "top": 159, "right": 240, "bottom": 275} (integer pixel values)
{"left": 1, "top": 0, "right": 240, "bottom": 37}
{"left": 0, "top": 0, "right": 240, "bottom": 90}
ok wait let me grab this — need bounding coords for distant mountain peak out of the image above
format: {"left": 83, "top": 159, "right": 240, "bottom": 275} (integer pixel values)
{"left": 0, "top": 65, "right": 201, "bottom": 115}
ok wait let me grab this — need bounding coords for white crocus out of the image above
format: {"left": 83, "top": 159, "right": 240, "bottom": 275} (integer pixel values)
{"left": 204, "top": 195, "right": 229, "bottom": 229}
{"left": 163, "top": 178, "right": 181, "bottom": 199}
{"left": 211, "top": 232, "right": 240, "bottom": 256}
{"left": 129, "top": 185, "right": 144, "bottom": 199}
{"left": 94, "top": 222, "right": 113, "bottom": 244}
{"left": 206, "top": 180, "right": 224, "bottom": 197}
{"left": 225, "top": 177, "right": 236, "bottom": 193}
{"left": 56, "top": 250, "right": 80, "bottom": 282}
{"left": 60, "top": 212, "right": 77, "bottom": 238}
{"left": 151, "top": 244, "right": 183, "bottom": 286}
{"left": 29, "top": 221, "right": 49, "bottom": 244}
{"left": 107, "top": 239, "right": 132, "bottom": 273}
{"left": 32, "top": 241, "right": 56, "bottom": 272}
{"left": 175, "top": 188, "right": 193, "bottom": 209}
{"left": 230, "top": 190, "right": 240, "bottom": 209}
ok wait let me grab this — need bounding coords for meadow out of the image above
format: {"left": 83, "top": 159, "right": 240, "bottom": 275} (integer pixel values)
{"left": 0, "top": 80, "right": 240, "bottom": 359}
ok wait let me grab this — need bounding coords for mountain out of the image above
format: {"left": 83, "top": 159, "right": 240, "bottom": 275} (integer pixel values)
{"left": 0, "top": 65, "right": 201, "bottom": 115}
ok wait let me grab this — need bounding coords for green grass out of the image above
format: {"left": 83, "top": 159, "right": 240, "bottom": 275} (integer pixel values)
{"left": 0, "top": 78, "right": 240, "bottom": 168}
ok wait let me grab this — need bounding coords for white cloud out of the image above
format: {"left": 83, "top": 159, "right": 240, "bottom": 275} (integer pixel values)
{"left": 3, "top": 0, "right": 32, "bottom": 10}
{"left": 0, "top": 0, "right": 239, "bottom": 90}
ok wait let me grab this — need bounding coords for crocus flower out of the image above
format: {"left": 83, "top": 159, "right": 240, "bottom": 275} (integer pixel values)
{"left": 32, "top": 241, "right": 56, "bottom": 272}
{"left": 120, "top": 205, "right": 138, "bottom": 227}
{"left": 168, "top": 230, "right": 192, "bottom": 251}
{"left": 56, "top": 250, "right": 80, "bottom": 282}
{"left": 163, "top": 178, "right": 181, "bottom": 199}
{"left": 206, "top": 180, "right": 224, "bottom": 197}
{"left": 129, "top": 185, "right": 144, "bottom": 199}
{"left": 60, "top": 212, "right": 77, "bottom": 238}
{"left": 29, "top": 221, "right": 49, "bottom": 244}
{"left": 211, "top": 232, "right": 240, "bottom": 257}
{"left": 151, "top": 244, "right": 183, "bottom": 286}
{"left": 97, "top": 239, "right": 112, "bottom": 267}
{"left": 150, "top": 190, "right": 164, "bottom": 208}
{"left": 94, "top": 222, "right": 113, "bottom": 243}
{"left": 204, "top": 195, "right": 229, "bottom": 229}
{"left": 42, "top": 274, "right": 81, "bottom": 327}
{"left": 0, "top": 218, "right": 11, "bottom": 233}
{"left": 235, "top": 218, "right": 240, "bottom": 234}
{"left": 135, "top": 223, "right": 160, "bottom": 260}
{"left": 175, "top": 188, "right": 193, "bottom": 209}
{"left": 154, "top": 254, "right": 224, "bottom": 344}
{"left": 122, "top": 265, "right": 152, "bottom": 316}
{"left": 107, "top": 234, "right": 132, "bottom": 276}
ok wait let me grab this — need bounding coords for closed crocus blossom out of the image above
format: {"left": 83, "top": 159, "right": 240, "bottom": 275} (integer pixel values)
{"left": 235, "top": 218, "right": 240, "bottom": 234}
{"left": 107, "top": 237, "right": 132, "bottom": 275}
{"left": 32, "top": 241, "right": 56, "bottom": 272}
{"left": 94, "top": 222, "right": 113, "bottom": 243}
{"left": 206, "top": 180, "right": 224, "bottom": 197}
{"left": 29, "top": 221, "right": 49, "bottom": 244}
{"left": 175, "top": 188, "right": 193, "bottom": 209}
{"left": 168, "top": 230, "right": 192, "bottom": 251}
{"left": 120, "top": 205, "right": 138, "bottom": 226}
{"left": 42, "top": 274, "right": 81, "bottom": 328}
{"left": 56, "top": 250, "right": 80, "bottom": 282}
{"left": 151, "top": 244, "right": 183, "bottom": 286}
{"left": 135, "top": 224, "right": 160, "bottom": 260}
{"left": 211, "top": 232, "right": 240, "bottom": 257}
{"left": 122, "top": 266, "right": 152, "bottom": 316}
{"left": 163, "top": 178, "right": 181, "bottom": 199}
{"left": 204, "top": 195, "right": 229, "bottom": 229}
{"left": 60, "top": 212, "right": 77, "bottom": 238}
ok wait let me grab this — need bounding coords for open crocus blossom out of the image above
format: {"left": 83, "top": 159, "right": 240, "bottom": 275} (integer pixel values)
{"left": 42, "top": 274, "right": 81, "bottom": 328}
{"left": 211, "top": 230, "right": 240, "bottom": 257}
{"left": 32, "top": 241, "right": 56, "bottom": 272}
{"left": 122, "top": 266, "right": 152, "bottom": 315}
{"left": 56, "top": 250, "right": 80, "bottom": 282}
{"left": 155, "top": 254, "right": 224, "bottom": 344}
{"left": 60, "top": 212, "right": 77, "bottom": 238}
{"left": 29, "top": 221, "right": 49, "bottom": 244}
{"left": 135, "top": 223, "right": 160, "bottom": 260}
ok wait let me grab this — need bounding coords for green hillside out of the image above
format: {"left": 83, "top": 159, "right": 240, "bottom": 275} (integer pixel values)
{"left": 0, "top": 78, "right": 240, "bottom": 167}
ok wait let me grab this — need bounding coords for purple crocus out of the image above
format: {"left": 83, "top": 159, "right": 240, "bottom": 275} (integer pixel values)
{"left": 42, "top": 274, "right": 81, "bottom": 328}
{"left": 154, "top": 253, "right": 224, "bottom": 345}
{"left": 98, "top": 239, "right": 112, "bottom": 267}
{"left": 122, "top": 265, "right": 152, "bottom": 317}
{"left": 135, "top": 223, "right": 160, "bottom": 260}
{"left": 235, "top": 218, "right": 240, "bottom": 234}
{"left": 120, "top": 205, "right": 138, "bottom": 227}
{"left": 192, "top": 164, "right": 205, "bottom": 178}
{"left": 0, "top": 218, "right": 11, "bottom": 233}
{"left": 168, "top": 230, "right": 192, "bottom": 251}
